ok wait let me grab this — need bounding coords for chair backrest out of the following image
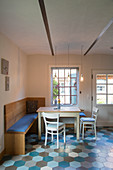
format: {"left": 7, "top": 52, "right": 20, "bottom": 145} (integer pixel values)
{"left": 42, "top": 112, "right": 60, "bottom": 130}
{"left": 92, "top": 107, "right": 99, "bottom": 121}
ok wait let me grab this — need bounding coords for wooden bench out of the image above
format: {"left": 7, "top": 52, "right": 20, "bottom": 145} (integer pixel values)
{"left": 4, "top": 97, "right": 45, "bottom": 155}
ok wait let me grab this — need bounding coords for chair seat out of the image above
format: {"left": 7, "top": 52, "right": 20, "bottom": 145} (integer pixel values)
{"left": 81, "top": 117, "right": 95, "bottom": 122}
{"left": 47, "top": 122, "right": 64, "bottom": 129}
{"left": 79, "top": 112, "right": 86, "bottom": 117}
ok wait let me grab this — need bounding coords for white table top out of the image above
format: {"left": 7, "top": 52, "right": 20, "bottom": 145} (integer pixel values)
{"left": 37, "top": 106, "right": 81, "bottom": 113}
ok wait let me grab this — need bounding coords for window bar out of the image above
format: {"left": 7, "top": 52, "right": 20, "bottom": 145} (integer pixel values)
{"left": 70, "top": 68, "right": 71, "bottom": 104}
{"left": 106, "top": 74, "right": 108, "bottom": 104}
{"left": 64, "top": 68, "right": 65, "bottom": 104}
{"left": 58, "top": 68, "right": 59, "bottom": 99}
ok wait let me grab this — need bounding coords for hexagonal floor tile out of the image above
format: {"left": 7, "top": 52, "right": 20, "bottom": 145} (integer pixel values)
{"left": 25, "top": 160, "right": 36, "bottom": 167}
{"left": 22, "top": 156, "right": 32, "bottom": 161}
{"left": 36, "top": 160, "right": 47, "bottom": 167}
{"left": 14, "top": 160, "right": 25, "bottom": 167}
{"left": 49, "top": 152, "right": 59, "bottom": 157}
{"left": 53, "top": 156, "right": 64, "bottom": 162}
{"left": 59, "top": 152, "right": 68, "bottom": 157}
{"left": 59, "top": 161, "right": 70, "bottom": 168}
{"left": 74, "top": 156, "right": 85, "bottom": 162}
{"left": 69, "top": 152, "right": 78, "bottom": 158}
{"left": 47, "top": 161, "right": 58, "bottom": 168}
{"left": 43, "top": 156, "right": 53, "bottom": 162}
{"left": 32, "top": 155, "right": 43, "bottom": 162}
{"left": 79, "top": 152, "right": 88, "bottom": 158}
{"left": 70, "top": 161, "right": 81, "bottom": 168}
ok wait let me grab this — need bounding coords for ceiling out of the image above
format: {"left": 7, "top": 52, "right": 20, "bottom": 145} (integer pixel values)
{"left": 0, "top": 0, "right": 113, "bottom": 56}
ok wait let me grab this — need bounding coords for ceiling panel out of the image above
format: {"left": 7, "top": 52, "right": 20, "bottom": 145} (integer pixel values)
{"left": 45, "top": 0, "right": 113, "bottom": 55}
{"left": 0, "top": 0, "right": 113, "bottom": 55}
{"left": 0, "top": 0, "right": 50, "bottom": 55}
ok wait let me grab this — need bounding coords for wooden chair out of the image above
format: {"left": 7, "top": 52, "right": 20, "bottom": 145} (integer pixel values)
{"left": 80, "top": 107, "right": 99, "bottom": 139}
{"left": 42, "top": 112, "right": 66, "bottom": 148}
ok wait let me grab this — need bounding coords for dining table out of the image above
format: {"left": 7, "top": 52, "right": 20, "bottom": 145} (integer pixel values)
{"left": 37, "top": 106, "right": 81, "bottom": 141}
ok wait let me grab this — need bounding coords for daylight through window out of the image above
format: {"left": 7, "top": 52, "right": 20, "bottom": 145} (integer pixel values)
{"left": 96, "top": 74, "right": 113, "bottom": 104}
{"left": 51, "top": 67, "right": 79, "bottom": 105}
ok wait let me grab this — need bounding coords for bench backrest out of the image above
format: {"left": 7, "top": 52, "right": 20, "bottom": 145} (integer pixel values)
{"left": 4, "top": 97, "right": 45, "bottom": 132}
{"left": 4, "top": 98, "right": 26, "bottom": 132}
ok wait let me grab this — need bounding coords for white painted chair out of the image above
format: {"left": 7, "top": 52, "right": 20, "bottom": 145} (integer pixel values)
{"left": 80, "top": 107, "right": 99, "bottom": 139}
{"left": 42, "top": 112, "right": 66, "bottom": 148}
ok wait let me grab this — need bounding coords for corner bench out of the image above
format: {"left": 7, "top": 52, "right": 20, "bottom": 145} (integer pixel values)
{"left": 4, "top": 97, "right": 45, "bottom": 155}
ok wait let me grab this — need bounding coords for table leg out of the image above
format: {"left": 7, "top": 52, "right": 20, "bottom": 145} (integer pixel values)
{"left": 38, "top": 112, "right": 41, "bottom": 140}
{"left": 74, "top": 118, "right": 76, "bottom": 133}
{"left": 76, "top": 113, "right": 79, "bottom": 140}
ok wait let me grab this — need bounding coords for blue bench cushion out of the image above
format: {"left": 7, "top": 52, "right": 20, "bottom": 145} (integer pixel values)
{"left": 79, "top": 112, "right": 86, "bottom": 117}
{"left": 7, "top": 113, "right": 38, "bottom": 133}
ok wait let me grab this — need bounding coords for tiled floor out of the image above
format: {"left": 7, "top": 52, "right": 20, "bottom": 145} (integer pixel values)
{"left": 0, "top": 127, "right": 113, "bottom": 169}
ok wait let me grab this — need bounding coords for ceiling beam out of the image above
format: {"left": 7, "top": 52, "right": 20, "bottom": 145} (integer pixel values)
{"left": 84, "top": 18, "right": 113, "bottom": 56}
{"left": 38, "top": 0, "right": 54, "bottom": 56}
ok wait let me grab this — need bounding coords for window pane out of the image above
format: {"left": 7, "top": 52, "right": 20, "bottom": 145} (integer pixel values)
{"left": 65, "top": 96, "right": 70, "bottom": 104}
{"left": 71, "top": 96, "right": 76, "bottom": 105}
{"left": 71, "top": 69, "right": 76, "bottom": 77}
{"left": 65, "top": 87, "right": 70, "bottom": 95}
{"left": 97, "top": 95, "right": 106, "bottom": 104}
{"left": 108, "top": 95, "right": 113, "bottom": 104}
{"left": 65, "top": 69, "right": 70, "bottom": 77}
{"left": 59, "top": 87, "right": 64, "bottom": 95}
{"left": 71, "top": 78, "right": 77, "bottom": 86}
{"left": 59, "top": 78, "right": 64, "bottom": 86}
{"left": 59, "top": 69, "right": 64, "bottom": 77}
{"left": 52, "top": 96, "right": 58, "bottom": 104}
{"left": 108, "top": 74, "right": 113, "bottom": 83}
{"left": 53, "top": 79, "right": 58, "bottom": 101}
{"left": 65, "top": 78, "right": 70, "bottom": 86}
{"left": 71, "top": 87, "right": 77, "bottom": 95}
{"left": 96, "top": 74, "right": 106, "bottom": 84}
{"left": 53, "top": 70, "right": 58, "bottom": 78}
{"left": 96, "top": 85, "right": 106, "bottom": 94}
{"left": 60, "top": 96, "right": 64, "bottom": 104}
{"left": 108, "top": 85, "right": 113, "bottom": 94}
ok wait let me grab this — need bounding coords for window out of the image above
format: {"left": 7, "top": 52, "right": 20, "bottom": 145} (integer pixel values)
{"left": 96, "top": 74, "right": 113, "bottom": 104}
{"left": 51, "top": 67, "right": 79, "bottom": 105}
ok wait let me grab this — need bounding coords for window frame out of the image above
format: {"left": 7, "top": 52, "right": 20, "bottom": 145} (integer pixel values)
{"left": 96, "top": 73, "right": 113, "bottom": 105}
{"left": 51, "top": 67, "right": 79, "bottom": 106}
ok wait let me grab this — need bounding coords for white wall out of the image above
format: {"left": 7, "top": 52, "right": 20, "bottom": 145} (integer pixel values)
{"left": 0, "top": 32, "right": 27, "bottom": 153}
{"left": 27, "top": 54, "right": 113, "bottom": 126}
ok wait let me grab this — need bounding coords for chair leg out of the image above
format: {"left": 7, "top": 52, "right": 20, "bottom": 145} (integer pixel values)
{"left": 82, "top": 123, "right": 84, "bottom": 139}
{"left": 80, "top": 121, "right": 82, "bottom": 134}
{"left": 94, "top": 123, "right": 97, "bottom": 139}
{"left": 45, "top": 130, "right": 47, "bottom": 146}
{"left": 64, "top": 126, "right": 66, "bottom": 144}
{"left": 51, "top": 131, "right": 53, "bottom": 142}
{"left": 57, "top": 130, "right": 59, "bottom": 148}
{"left": 92, "top": 125, "right": 94, "bottom": 131}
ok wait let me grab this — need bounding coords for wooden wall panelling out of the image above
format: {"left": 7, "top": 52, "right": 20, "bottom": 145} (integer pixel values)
{"left": 4, "top": 98, "right": 26, "bottom": 132}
